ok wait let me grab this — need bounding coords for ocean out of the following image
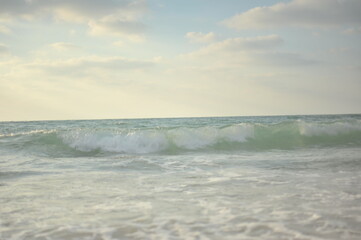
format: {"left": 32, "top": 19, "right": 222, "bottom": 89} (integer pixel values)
{"left": 0, "top": 114, "right": 361, "bottom": 239}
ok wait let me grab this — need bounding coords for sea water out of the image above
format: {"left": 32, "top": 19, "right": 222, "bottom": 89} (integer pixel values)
{"left": 0, "top": 115, "right": 361, "bottom": 239}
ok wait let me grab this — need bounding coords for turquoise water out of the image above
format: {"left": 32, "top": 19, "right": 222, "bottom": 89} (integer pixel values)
{"left": 1, "top": 115, "right": 361, "bottom": 239}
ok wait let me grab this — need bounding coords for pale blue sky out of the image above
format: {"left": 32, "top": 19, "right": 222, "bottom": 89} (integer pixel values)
{"left": 0, "top": 0, "right": 360, "bottom": 121}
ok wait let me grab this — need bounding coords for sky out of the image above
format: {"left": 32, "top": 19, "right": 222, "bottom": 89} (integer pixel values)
{"left": 0, "top": 0, "right": 360, "bottom": 121}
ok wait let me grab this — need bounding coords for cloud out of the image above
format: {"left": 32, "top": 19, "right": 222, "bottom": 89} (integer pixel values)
{"left": 50, "top": 42, "right": 80, "bottom": 51}
{"left": 26, "top": 56, "right": 155, "bottom": 77}
{"left": 185, "top": 35, "right": 283, "bottom": 57}
{"left": 343, "top": 26, "right": 361, "bottom": 35}
{"left": 0, "top": 43, "right": 10, "bottom": 56}
{"left": 253, "top": 51, "right": 317, "bottom": 66}
{"left": 0, "top": 25, "right": 11, "bottom": 34}
{"left": 181, "top": 35, "right": 315, "bottom": 68}
{"left": 88, "top": 19, "right": 146, "bottom": 41}
{"left": 186, "top": 32, "right": 216, "bottom": 43}
{"left": 223, "top": 0, "right": 361, "bottom": 30}
{"left": 0, "top": 0, "right": 147, "bottom": 39}
{"left": 113, "top": 40, "right": 124, "bottom": 47}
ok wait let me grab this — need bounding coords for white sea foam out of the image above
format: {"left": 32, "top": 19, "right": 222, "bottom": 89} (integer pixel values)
{"left": 0, "top": 129, "right": 56, "bottom": 138}
{"left": 58, "top": 120, "right": 361, "bottom": 153}
{"left": 61, "top": 124, "right": 255, "bottom": 153}
{"left": 169, "top": 127, "right": 218, "bottom": 150}
{"left": 1, "top": 115, "right": 361, "bottom": 240}
{"left": 220, "top": 124, "right": 254, "bottom": 142}
{"left": 2, "top": 118, "right": 360, "bottom": 155}
{"left": 298, "top": 120, "right": 361, "bottom": 137}
{"left": 164, "top": 124, "right": 254, "bottom": 150}
{"left": 61, "top": 130, "right": 169, "bottom": 154}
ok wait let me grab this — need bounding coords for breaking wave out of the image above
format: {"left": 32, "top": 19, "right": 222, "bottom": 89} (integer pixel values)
{"left": 59, "top": 124, "right": 255, "bottom": 154}
{"left": 1, "top": 118, "right": 361, "bottom": 156}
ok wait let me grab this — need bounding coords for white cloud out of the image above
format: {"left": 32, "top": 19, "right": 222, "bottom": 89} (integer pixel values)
{"left": 184, "top": 35, "right": 283, "bottom": 58}
{"left": 186, "top": 32, "right": 216, "bottom": 43}
{"left": 113, "top": 40, "right": 124, "bottom": 47}
{"left": 0, "top": 43, "right": 10, "bottom": 56}
{"left": 343, "top": 26, "right": 361, "bottom": 34}
{"left": 26, "top": 56, "right": 155, "bottom": 77}
{"left": 50, "top": 42, "right": 80, "bottom": 51}
{"left": 88, "top": 19, "right": 146, "bottom": 41}
{"left": 223, "top": 0, "right": 361, "bottom": 30}
{"left": 0, "top": 0, "right": 147, "bottom": 39}
{"left": 0, "top": 25, "right": 11, "bottom": 34}
{"left": 181, "top": 35, "right": 315, "bottom": 70}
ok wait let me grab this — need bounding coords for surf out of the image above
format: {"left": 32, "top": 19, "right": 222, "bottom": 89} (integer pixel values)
{"left": 1, "top": 116, "right": 360, "bottom": 156}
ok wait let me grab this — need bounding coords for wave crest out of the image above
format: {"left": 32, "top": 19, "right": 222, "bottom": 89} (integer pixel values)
{"left": 60, "top": 124, "right": 255, "bottom": 153}
{"left": 298, "top": 120, "right": 361, "bottom": 137}
{"left": 1, "top": 117, "right": 360, "bottom": 156}
{"left": 61, "top": 130, "right": 169, "bottom": 154}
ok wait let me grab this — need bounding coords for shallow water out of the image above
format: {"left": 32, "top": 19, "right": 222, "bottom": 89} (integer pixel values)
{"left": 1, "top": 115, "right": 361, "bottom": 239}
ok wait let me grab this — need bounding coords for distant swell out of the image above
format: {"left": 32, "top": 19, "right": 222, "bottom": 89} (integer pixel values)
{"left": 1, "top": 119, "right": 361, "bottom": 156}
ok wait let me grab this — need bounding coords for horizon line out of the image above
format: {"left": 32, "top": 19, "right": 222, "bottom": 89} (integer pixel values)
{"left": 1, "top": 113, "right": 360, "bottom": 123}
